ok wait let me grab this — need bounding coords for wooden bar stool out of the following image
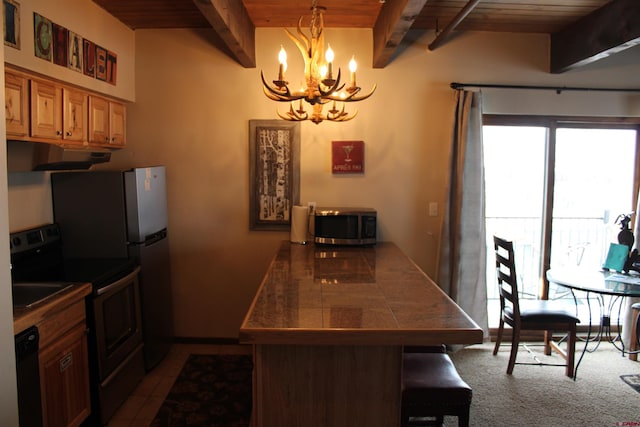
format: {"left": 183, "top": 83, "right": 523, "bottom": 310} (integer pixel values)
{"left": 630, "top": 302, "right": 640, "bottom": 361}
{"left": 402, "top": 347, "right": 472, "bottom": 427}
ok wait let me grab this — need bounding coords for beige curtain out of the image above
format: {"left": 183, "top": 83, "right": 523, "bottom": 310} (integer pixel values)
{"left": 437, "top": 90, "right": 489, "bottom": 339}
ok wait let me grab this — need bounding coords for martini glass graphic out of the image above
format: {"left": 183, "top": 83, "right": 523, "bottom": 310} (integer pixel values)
{"left": 342, "top": 144, "right": 354, "bottom": 162}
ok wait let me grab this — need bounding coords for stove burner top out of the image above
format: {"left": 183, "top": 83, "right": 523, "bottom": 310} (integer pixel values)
{"left": 10, "top": 224, "right": 138, "bottom": 292}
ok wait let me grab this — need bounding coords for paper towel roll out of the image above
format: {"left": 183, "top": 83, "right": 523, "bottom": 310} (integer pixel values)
{"left": 290, "top": 205, "right": 309, "bottom": 244}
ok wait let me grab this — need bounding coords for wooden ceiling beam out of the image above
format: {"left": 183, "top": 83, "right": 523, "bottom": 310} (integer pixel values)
{"left": 428, "top": 0, "right": 482, "bottom": 51}
{"left": 192, "top": 0, "right": 256, "bottom": 68}
{"left": 550, "top": 0, "right": 640, "bottom": 73}
{"left": 373, "top": 0, "right": 429, "bottom": 68}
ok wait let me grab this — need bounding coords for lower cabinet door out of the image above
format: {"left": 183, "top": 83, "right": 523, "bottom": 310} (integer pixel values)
{"left": 39, "top": 322, "right": 91, "bottom": 427}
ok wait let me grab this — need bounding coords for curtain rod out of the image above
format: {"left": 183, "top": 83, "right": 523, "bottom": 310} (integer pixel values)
{"left": 450, "top": 82, "right": 640, "bottom": 94}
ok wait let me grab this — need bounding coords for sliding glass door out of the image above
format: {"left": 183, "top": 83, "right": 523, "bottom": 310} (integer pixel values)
{"left": 484, "top": 125, "right": 546, "bottom": 300}
{"left": 483, "top": 117, "right": 640, "bottom": 326}
{"left": 551, "top": 128, "right": 636, "bottom": 270}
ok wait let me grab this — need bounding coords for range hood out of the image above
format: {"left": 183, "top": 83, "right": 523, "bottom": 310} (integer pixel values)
{"left": 7, "top": 140, "right": 111, "bottom": 171}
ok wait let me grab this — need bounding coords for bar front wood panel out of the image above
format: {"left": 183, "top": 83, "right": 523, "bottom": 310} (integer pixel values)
{"left": 254, "top": 344, "right": 401, "bottom": 427}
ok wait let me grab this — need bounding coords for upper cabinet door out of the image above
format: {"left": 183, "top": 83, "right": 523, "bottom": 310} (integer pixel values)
{"left": 89, "top": 95, "right": 126, "bottom": 147}
{"left": 109, "top": 102, "right": 126, "bottom": 146}
{"left": 88, "top": 95, "right": 109, "bottom": 145}
{"left": 63, "top": 88, "right": 88, "bottom": 143}
{"left": 5, "top": 71, "right": 29, "bottom": 137}
{"left": 30, "top": 79, "right": 63, "bottom": 140}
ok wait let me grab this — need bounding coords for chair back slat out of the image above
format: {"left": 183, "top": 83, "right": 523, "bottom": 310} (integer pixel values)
{"left": 493, "top": 235, "right": 520, "bottom": 318}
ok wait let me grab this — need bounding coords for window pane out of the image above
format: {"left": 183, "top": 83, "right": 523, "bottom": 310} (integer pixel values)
{"left": 484, "top": 126, "right": 546, "bottom": 301}
{"left": 551, "top": 129, "right": 637, "bottom": 270}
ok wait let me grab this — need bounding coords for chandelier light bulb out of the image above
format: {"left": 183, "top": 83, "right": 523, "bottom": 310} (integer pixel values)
{"left": 325, "top": 44, "right": 334, "bottom": 79}
{"left": 325, "top": 44, "right": 334, "bottom": 63}
{"left": 278, "top": 46, "right": 287, "bottom": 65}
{"left": 278, "top": 46, "right": 287, "bottom": 81}
{"left": 349, "top": 56, "right": 357, "bottom": 87}
{"left": 319, "top": 65, "right": 328, "bottom": 79}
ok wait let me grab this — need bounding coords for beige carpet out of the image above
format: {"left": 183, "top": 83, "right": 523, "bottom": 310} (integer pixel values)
{"left": 442, "top": 341, "right": 640, "bottom": 426}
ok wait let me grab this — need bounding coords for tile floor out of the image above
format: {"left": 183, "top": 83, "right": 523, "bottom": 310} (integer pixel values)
{"left": 106, "top": 343, "right": 252, "bottom": 427}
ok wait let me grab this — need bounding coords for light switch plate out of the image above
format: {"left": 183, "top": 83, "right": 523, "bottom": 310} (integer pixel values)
{"left": 429, "top": 202, "right": 438, "bottom": 217}
{"left": 308, "top": 201, "right": 316, "bottom": 215}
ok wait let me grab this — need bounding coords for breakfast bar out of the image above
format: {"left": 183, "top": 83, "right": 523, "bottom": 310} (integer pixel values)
{"left": 239, "top": 241, "right": 483, "bottom": 427}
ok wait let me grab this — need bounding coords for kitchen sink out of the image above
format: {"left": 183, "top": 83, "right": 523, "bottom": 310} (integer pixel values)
{"left": 12, "top": 282, "right": 75, "bottom": 308}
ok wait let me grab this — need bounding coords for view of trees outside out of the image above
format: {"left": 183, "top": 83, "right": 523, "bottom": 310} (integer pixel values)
{"left": 484, "top": 125, "right": 637, "bottom": 325}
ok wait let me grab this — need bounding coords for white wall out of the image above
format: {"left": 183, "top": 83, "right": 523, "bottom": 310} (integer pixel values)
{"left": 4, "top": 0, "right": 135, "bottom": 101}
{"left": 5, "top": 20, "right": 640, "bottom": 339}
{"left": 7, "top": 6, "right": 639, "bottom": 421}
{"left": 102, "top": 27, "right": 640, "bottom": 339}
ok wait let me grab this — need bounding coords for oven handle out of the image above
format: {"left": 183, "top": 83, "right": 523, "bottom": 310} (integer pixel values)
{"left": 95, "top": 266, "right": 141, "bottom": 297}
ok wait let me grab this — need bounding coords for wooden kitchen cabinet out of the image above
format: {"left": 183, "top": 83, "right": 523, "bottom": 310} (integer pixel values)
{"left": 30, "top": 78, "right": 62, "bottom": 140}
{"left": 38, "top": 299, "right": 91, "bottom": 427}
{"left": 63, "top": 88, "right": 89, "bottom": 143}
{"left": 4, "top": 70, "right": 29, "bottom": 137}
{"left": 5, "top": 65, "right": 126, "bottom": 148}
{"left": 89, "top": 95, "right": 126, "bottom": 146}
{"left": 30, "top": 78, "right": 88, "bottom": 144}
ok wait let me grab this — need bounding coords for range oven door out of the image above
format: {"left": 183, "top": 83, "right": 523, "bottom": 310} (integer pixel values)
{"left": 92, "top": 266, "right": 143, "bottom": 379}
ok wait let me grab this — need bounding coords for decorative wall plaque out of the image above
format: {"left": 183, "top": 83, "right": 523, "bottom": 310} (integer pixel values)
{"left": 332, "top": 140, "right": 364, "bottom": 174}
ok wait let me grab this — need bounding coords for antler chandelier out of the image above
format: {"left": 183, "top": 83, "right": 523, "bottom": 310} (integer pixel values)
{"left": 261, "top": 0, "right": 376, "bottom": 124}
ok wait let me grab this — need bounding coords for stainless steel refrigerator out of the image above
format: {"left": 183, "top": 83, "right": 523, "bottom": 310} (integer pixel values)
{"left": 51, "top": 166, "right": 173, "bottom": 371}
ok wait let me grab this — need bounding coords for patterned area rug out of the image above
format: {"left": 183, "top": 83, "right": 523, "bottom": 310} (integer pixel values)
{"left": 620, "top": 374, "right": 640, "bottom": 394}
{"left": 151, "top": 354, "right": 253, "bottom": 427}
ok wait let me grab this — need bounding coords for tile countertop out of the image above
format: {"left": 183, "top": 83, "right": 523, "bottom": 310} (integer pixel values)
{"left": 239, "top": 241, "right": 483, "bottom": 346}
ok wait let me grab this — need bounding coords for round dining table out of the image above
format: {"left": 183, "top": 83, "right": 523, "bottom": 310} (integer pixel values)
{"left": 546, "top": 267, "right": 640, "bottom": 378}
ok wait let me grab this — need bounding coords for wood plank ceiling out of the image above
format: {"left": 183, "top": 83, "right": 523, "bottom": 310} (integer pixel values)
{"left": 92, "top": 0, "right": 640, "bottom": 73}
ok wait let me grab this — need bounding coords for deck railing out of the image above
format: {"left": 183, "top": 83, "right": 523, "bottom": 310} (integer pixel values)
{"left": 486, "top": 215, "right": 609, "bottom": 300}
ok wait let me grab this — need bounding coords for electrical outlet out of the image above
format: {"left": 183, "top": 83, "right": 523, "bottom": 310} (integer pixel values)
{"left": 308, "top": 201, "right": 316, "bottom": 215}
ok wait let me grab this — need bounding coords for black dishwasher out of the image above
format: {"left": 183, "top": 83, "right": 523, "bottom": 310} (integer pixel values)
{"left": 15, "top": 326, "right": 43, "bottom": 427}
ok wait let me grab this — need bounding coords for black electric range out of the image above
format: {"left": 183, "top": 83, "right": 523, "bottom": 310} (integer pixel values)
{"left": 10, "top": 223, "right": 137, "bottom": 294}
{"left": 10, "top": 223, "right": 146, "bottom": 426}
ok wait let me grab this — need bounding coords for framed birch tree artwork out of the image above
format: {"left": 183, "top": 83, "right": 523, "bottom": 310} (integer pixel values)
{"left": 249, "top": 120, "right": 300, "bottom": 231}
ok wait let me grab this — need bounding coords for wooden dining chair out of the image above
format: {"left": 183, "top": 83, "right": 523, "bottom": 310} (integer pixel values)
{"left": 493, "top": 235, "right": 580, "bottom": 377}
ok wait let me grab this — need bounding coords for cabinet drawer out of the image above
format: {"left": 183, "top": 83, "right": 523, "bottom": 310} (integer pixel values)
{"left": 38, "top": 300, "right": 86, "bottom": 349}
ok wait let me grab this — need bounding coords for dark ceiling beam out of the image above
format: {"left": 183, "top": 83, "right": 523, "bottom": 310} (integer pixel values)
{"left": 550, "top": 0, "right": 640, "bottom": 74}
{"left": 192, "top": 0, "right": 256, "bottom": 68}
{"left": 428, "top": 0, "right": 482, "bottom": 51}
{"left": 373, "top": 0, "right": 428, "bottom": 68}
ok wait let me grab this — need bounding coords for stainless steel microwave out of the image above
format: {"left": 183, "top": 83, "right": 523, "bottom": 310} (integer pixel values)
{"left": 314, "top": 207, "right": 377, "bottom": 245}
